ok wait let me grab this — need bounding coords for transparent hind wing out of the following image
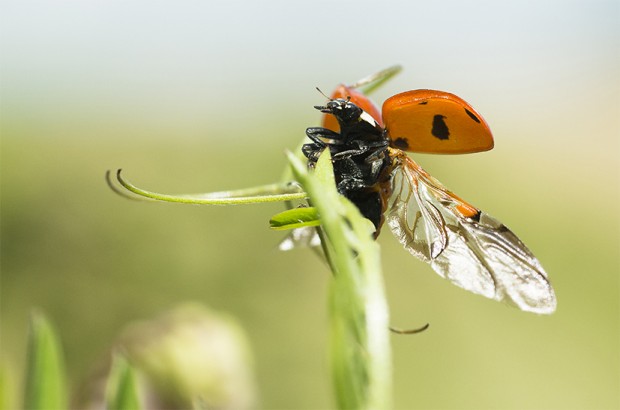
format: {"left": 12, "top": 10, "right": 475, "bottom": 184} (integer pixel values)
{"left": 387, "top": 166, "right": 447, "bottom": 263}
{"left": 387, "top": 154, "right": 556, "bottom": 314}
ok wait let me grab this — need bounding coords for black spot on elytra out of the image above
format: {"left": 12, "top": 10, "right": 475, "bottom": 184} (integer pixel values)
{"left": 418, "top": 101, "right": 428, "bottom": 105}
{"left": 431, "top": 115, "right": 449, "bottom": 140}
{"left": 464, "top": 108, "right": 481, "bottom": 123}
{"left": 392, "top": 137, "right": 409, "bottom": 150}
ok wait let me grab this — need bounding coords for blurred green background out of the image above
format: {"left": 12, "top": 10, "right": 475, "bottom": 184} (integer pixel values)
{"left": 2, "top": 1, "right": 618, "bottom": 409}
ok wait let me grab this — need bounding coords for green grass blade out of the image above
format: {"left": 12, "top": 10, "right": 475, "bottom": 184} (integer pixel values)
{"left": 288, "top": 150, "right": 392, "bottom": 410}
{"left": 23, "top": 311, "right": 67, "bottom": 410}
{"left": 0, "top": 363, "right": 16, "bottom": 410}
{"left": 106, "top": 354, "right": 141, "bottom": 410}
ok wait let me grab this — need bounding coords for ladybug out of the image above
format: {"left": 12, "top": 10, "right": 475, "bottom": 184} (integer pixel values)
{"left": 301, "top": 67, "right": 556, "bottom": 314}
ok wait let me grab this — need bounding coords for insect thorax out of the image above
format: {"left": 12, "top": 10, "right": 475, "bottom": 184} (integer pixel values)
{"left": 303, "top": 101, "right": 392, "bottom": 232}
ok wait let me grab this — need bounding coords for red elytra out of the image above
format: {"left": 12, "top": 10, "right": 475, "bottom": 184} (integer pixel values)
{"left": 382, "top": 90, "right": 493, "bottom": 154}
{"left": 322, "top": 87, "right": 493, "bottom": 154}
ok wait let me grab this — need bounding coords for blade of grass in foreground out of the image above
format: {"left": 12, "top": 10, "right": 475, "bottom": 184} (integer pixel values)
{"left": 23, "top": 311, "right": 67, "bottom": 410}
{"left": 106, "top": 354, "right": 141, "bottom": 410}
{"left": 288, "top": 150, "right": 392, "bottom": 410}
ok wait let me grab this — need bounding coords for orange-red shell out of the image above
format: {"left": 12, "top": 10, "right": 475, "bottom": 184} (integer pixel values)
{"left": 382, "top": 90, "right": 494, "bottom": 154}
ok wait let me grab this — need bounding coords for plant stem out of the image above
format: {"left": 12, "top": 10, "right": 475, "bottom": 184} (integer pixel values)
{"left": 288, "top": 151, "right": 392, "bottom": 410}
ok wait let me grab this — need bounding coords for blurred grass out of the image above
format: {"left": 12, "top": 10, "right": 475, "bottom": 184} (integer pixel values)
{"left": 1, "top": 116, "right": 337, "bottom": 408}
{"left": 23, "top": 312, "right": 67, "bottom": 410}
{"left": 106, "top": 355, "right": 140, "bottom": 410}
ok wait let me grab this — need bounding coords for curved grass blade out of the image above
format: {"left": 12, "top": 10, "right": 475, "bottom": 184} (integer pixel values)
{"left": 106, "top": 170, "right": 154, "bottom": 202}
{"left": 114, "top": 170, "right": 307, "bottom": 205}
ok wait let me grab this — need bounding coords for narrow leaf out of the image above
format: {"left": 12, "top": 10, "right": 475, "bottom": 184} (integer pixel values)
{"left": 23, "top": 311, "right": 67, "bottom": 410}
{"left": 269, "top": 207, "right": 320, "bottom": 230}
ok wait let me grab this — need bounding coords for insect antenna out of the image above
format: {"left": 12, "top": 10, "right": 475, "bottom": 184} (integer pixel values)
{"left": 315, "top": 86, "right": 331, "bottom": 101}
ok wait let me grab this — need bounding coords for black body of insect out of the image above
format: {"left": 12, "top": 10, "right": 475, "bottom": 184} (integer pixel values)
{"left": 302, "top": 99, "right": 393, "bottom": 234}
